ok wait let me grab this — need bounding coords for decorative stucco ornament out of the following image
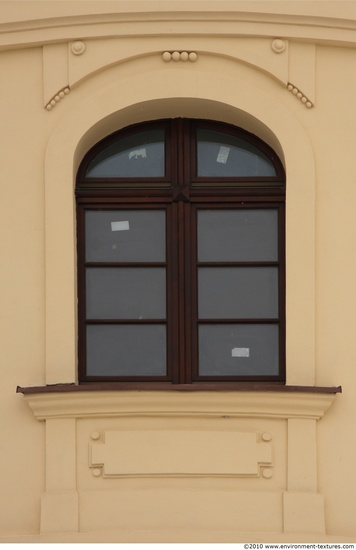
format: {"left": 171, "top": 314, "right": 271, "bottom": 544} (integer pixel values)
{"left": 162, "top": 51, "right": 198, "bottom": 62}
{"left": 71, "top": 41, "right": 86, "bottom": 56}
{"left": 45, "top": 87, "right": 70, "bottom": 110}
{"left": 272, "top": 39, "right": 286, "bottom": 53}
{"left": 287, "top": 83, "right": 313, "bottom": 108}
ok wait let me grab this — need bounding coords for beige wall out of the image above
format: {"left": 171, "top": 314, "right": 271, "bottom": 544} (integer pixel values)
{"left": 0, "top": 1, "right": 356, "bottom": 542}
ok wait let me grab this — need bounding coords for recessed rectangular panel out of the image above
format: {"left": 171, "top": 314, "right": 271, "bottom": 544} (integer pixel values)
{"left": 199, "top": 324, "right": 279, "bottom": 377}
{"left": 85, "top": 210, "right": 166, "bottom": 262}
{"left": 198, "top": 267, "right": 278, "bottom": 319}
{"left": 86, "top": 324, "right": 166, "bottom": 376}
{"left": 198, "top": 209, "right": 278, "bottom": 262}
{"left": 86, "top": 267, "right": 166, "bottom": 319}
{"left": 90, "top": 430, "right": 272, "bottom": 477}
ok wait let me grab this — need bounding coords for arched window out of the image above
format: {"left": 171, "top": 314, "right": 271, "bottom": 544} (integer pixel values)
{"left": 76, "top": 119, "right": 285, "bottom": 386}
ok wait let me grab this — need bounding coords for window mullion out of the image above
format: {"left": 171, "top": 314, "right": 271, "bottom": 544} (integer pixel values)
{"left": 176, "top": 201, "right": 188, "bottom": 383}
{"left": 189, "top": 204, "right": 199, "bottom": 382}
{"left": 77, "top": 204, "right": 87, "bottom": 383}
{"left": 183, "top": 201, "right": 193, "bottom": 384}
{"left": 170, "top": 203, "right": 180, "bottom": 384}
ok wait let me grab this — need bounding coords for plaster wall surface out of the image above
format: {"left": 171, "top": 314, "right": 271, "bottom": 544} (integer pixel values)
{"left": 0, "top": 0, "right": 355, "bottom": 542}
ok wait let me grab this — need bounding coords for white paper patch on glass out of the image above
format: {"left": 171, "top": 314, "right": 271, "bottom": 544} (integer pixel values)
{"left": 231, "top": 347, "right": 250, "bottom": 358}
{"left": 111, "top": 221, "right": 130, "bottom": 232}
{"left": 216, "top": 146, "right": 230, "bottom": 164}
{"left": 129, "top": 148, "right": 147, "bottom": 160}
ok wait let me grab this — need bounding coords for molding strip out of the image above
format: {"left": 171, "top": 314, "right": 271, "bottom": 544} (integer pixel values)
{"left": 3, "top": 8, "right": 356, "bottom": 50}
{"left": 18, "top": 388, "right": 339, "bottom": 421}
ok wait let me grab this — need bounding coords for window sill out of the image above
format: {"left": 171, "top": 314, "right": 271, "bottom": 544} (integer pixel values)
{"left": 17, "top": 383, "right": 341, "bottom": 422}
{"left": 17, "top": 382, "right": 341, "bottom": 394}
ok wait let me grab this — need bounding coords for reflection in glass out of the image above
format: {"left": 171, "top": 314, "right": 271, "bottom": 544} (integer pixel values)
{"left": 85, "top": 210, "right": 166, "bottom": 262}
{"left": 198, "top": 267, "right": 278, "bottom": 319}
{"left": 85, "top": 130, "right": 165, "bottom": 178}
{"left": 199, "top": 324, "right": 279, "bottom": 376}
{"left": 87, "top": 324, "right": 166, "bottom": 376}
{"left": 198, "top": 209, "right": 278, "bottom": 262}
{"left": 86, "top": 268, "right": 166, "bottom": 319}
{"left": 197, "top": 129, "right": 277, "bottom": 177}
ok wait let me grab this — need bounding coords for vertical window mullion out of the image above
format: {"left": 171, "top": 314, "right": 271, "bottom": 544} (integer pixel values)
{"left": 183, "top": 201, "right": 193, "bottom": 384}
{"left": 170, "top": 203, "right": 180, "bottom": 384}
{"left": 278, "top": 203, "right": 286, "bottom": 382}
{"left": 77, "top": 204, "right": 87, "bottom": 383}
{"left": 190, "top": 204, "right": 199, "bottom": 382}
{"left": 176, "top": 201, "right": 187, "bottom": 383}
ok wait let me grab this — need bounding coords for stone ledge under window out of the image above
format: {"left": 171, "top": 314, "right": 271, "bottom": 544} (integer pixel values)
{"left": 17, "top": 382, "right": 341, "bottom": 394}
{"left": 16, "top": 384, "right": 341, "bottom": 421}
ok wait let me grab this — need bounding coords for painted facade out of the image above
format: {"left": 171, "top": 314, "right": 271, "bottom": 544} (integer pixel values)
{"left": 0, "top": 0, "right": 355, "bottom": 542}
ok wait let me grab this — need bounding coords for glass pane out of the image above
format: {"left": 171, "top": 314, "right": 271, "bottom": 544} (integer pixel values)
{"left": 86, "top": 268, "right": 166, "bottom": 319}
{"left": 198, "top": 209, "right": 278, "bottom": 262}
{"left": 86, "top": 324, "right": 166, "bottom": 376}
{"left": 199, "top": 324, "right": 279, "bottom": 376}
{"left": 85, "top": 129, "right": 165, "bottom": 178}
{"left": 197, "top": 129, "right": 277, "bottom": 177}
{"left": 85, "top": 210, "right": 166, "bottom": 262}
{"left": 198, "top": 267, "right": 278, "bottom": 319}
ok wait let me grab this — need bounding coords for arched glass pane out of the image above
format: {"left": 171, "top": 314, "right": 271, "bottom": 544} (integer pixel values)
{"left": 197, "top": 129, "right": 277, "bottom": 177}
{"left": 85, "top": 129, "right": 165, "bottom": 178}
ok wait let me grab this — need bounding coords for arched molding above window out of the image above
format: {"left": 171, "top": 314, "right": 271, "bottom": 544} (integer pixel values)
{"left": 42, "top": 38, "right": 315, "bottom": 110}
{"left": 44, "top": 68, "right": 315, "bottom": 387}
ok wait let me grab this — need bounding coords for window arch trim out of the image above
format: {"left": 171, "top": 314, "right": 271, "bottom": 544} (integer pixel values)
{"left": 42, "top": 77, "right": 316, "bottom": 388}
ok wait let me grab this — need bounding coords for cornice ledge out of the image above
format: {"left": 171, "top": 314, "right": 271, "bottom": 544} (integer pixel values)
{"left": 2, "top": 10, "right": 356, "bottom": 51}
{"left": 20, "top": 388, "right": 338, "bottom": 422}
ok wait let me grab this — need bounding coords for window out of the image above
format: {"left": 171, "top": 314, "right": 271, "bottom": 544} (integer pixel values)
{"left": 76, "top": 119, "right": 285, "bottom": 385}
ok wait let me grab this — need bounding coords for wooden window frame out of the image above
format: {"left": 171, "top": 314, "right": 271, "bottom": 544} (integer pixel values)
{"left": 76, "top": 119, "right": 286, "bottom": 386}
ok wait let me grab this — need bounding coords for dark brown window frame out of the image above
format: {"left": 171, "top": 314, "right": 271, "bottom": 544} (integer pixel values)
{"left": 76, "top": 119, "right": 286, "bottom": 386}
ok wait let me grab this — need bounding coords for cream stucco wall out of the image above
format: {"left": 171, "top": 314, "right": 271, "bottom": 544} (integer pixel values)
{"left": 0, "top": 0, "right": 356, "bottom": 542}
